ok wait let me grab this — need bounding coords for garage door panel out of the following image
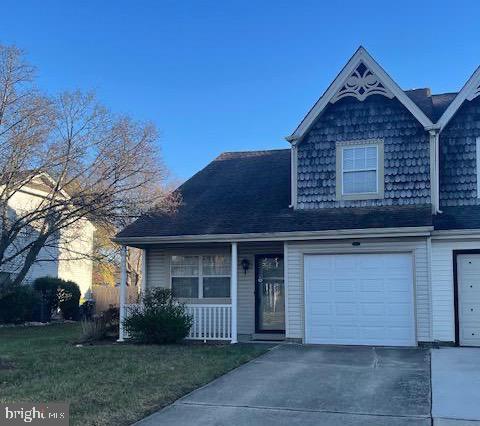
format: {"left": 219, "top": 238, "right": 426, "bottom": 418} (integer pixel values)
{"left": 305, "top": 253, "right": 415, "bottom": 346}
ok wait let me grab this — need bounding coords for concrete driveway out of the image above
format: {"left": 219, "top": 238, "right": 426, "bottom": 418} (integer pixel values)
{"left": 136, "top": 345, "right": 431, "bottom": 426}
{"left": 432, "top": 348, "right": 480, "bottom": 425}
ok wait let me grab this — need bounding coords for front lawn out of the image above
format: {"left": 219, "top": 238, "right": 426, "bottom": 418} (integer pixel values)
{"left": 0, "top": 324, "right": 269, "bottom": 425}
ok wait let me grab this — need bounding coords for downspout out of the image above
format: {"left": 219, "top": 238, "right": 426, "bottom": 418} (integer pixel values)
{"left": 429, "top": 129, "right": 442, "bottom": 214}
{"left": 289, "top": 142, "right": 298, "bottom": 209}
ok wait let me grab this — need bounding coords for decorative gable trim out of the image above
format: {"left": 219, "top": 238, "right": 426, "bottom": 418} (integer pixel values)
{"left": 331, "top": 62, "right": 394, "bottom": 104}
{"left": 437, "top": 66, "right": 480, "bottom": 132}
{"left": 286, "top": 47, "right": 434, "bottom": 144}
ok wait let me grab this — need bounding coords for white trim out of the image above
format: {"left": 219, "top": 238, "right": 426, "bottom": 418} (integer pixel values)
{"left": 117, "top": 245, "right": 127, "bottom": 342}
{"left": 290, "top": 144, "right": 298, "bottom": 208}
{"left": 115, "top": 226, "right": 433, "bottom": 245}
{"left": 141, "top": 248, "right": 147, "bottom": 297}
{"left": 477, "top": 137, "right": 480, "bottom": 198}
{"left": 286, "top": 47, "right": 433, "bottom": 143}
{"left": 230, "top": 242, "right": 238, "bottom": 344}
{"left": 437, "top": 66, "right": 480, "bottom": 132}
{"left": 283, "top": 241, "right": 289, "bottom": 338}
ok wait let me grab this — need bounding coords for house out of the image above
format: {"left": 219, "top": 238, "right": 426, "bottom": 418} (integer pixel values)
{"left": 0, "top": 173, "right": 95, "bottom": 297}
{"left": 115, "top": 47, "right": 480, "bottom": 347}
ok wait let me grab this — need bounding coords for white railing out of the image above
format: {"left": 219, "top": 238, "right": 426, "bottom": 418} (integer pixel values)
{"left": 122, "top": 303, "right": 232, "bottom": 342}
{"left": 185, "top": 304, "right": 232, "bottom": 341}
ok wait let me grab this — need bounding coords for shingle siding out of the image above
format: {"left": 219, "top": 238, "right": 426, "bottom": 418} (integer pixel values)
{"left": 439, "top": 96, "right": 480, "bottom": 207}
{"left": 296, "top": 95, "right": 431, "bottom": 209}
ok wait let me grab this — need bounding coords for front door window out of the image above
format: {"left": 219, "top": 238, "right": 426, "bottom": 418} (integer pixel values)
{"left": 256, "top": 255, "right": 285, "bottom": 333}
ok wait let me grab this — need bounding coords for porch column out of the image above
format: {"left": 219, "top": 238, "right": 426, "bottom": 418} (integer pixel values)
{"left": 231, "top": 242, "right": 238, "bottom": 344}
{"left": 117, "top": 245, "right": 127, "bottom": 342}
{"left": 141, "top": 248, "right": 147, "bottom": 299}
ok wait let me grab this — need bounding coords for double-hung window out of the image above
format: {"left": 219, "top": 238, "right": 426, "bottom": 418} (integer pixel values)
{"left": 336, "top": 140, "right": 384, "bottom": 200}
{"left": 171, "top": 255, "right": 231, "bottom": 298}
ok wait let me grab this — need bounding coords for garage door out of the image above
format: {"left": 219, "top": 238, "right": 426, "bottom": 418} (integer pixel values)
{"left": 457, "top": 254, "right": 480, "bottom": 346}
{"left": 304, "top": 253, "right": 415, "bottom": 346}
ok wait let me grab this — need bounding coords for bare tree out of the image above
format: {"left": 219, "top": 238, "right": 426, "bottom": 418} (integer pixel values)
{"left": 0, "top": 44, "right": 176, "bottom": 288}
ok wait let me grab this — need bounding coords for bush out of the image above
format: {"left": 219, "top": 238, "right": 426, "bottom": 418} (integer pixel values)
{"left": 58, "top": 281, "right": 81, "bottom": 320}
{"left": 80, "top": 300, "right": 95, "bottom": 320}
{"left": 0, "top": 284, "right": 40, "bottom": 324}
{"left": 123, "top": 288, "right": 192, "bottom": 344}
{"left": 33, "top": 277, "right": 62, "bottom": 322}
{"left": 79, "top": 317, "right": 107, "bottom": 343}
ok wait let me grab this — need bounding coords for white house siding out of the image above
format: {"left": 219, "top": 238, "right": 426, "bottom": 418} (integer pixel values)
{"left": 286, "top": 237, "right": 432, "bottom": 343}
{"left": 2, "top": 183, "right": 94, "bottom": 294}
{"left": 145, "top": 242, "right": 283, "bottom": 336}
{"left": 57, "top": 220, "right": 95, "bottom": 297}
{"left": 431, "top": 238, "right": 480, "bottom": 342}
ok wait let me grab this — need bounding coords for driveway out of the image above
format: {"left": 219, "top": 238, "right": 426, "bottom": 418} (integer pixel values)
{"left": 136, "top": 345, "right": 431, "bottom": 426}
{"left": 432, "top": 348, "right": 480, "bottom": 425}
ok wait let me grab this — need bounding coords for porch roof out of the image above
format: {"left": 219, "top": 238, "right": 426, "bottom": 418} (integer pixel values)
{"left": 116, "top": 150, "right": 432, "bottom": 241}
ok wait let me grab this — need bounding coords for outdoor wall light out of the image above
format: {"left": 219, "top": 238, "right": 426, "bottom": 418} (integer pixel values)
{"left": 241, "top": 258, "right": 250, "bottom": 274}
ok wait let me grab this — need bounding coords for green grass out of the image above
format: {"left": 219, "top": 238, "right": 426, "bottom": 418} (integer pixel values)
{"left": 0, "top": 324, "right": 269, "bottom": 425}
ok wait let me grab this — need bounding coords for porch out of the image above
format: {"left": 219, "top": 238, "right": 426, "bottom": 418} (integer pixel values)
{"left": 118, "top": 241, "right": 287, "bottom": 343}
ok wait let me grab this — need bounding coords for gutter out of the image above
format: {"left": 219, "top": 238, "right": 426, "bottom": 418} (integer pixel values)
{"left": 114, "top": 226, "right": 434, "bottom": 245}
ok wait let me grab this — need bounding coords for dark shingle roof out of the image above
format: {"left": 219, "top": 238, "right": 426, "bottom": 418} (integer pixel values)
{"left": 405, "top": 89, "right": 457, "bottom": 123}
{"left": 434, "top": 206, "right": 480, "bottom": 230}
{"left": 117, "top": 149, "right": 433, "bottom": 239}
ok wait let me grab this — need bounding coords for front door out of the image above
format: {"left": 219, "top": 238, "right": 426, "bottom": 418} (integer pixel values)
{"left": 255, "top": 255, "right": 285, "bottom": 333}
{"left": 457, "top": 253, "right": 480, "bottom": 346}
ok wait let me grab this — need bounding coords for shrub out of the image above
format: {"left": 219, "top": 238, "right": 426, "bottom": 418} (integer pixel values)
{"left": 123, "top": 288, "right": 192, "bottom": 344}
{"left": 103, "top": 307, "right": 119, "bottom": 337}
{"left": 80, "top": 300, "right": 95, "bottom": 320}
{"left": 33, "top": 277, "right": 62, "bottom": 322}
{"left": 79, "top": 317, "right": 107, "bottom": 343}
{"left": 58, "top": 281, "right": 81, "bottom": 320}
{"left": 0, "top": 284, "right": 40, "bottom": 324}
{"left": 33, "top": 277, "right": 81, "bottom": 322}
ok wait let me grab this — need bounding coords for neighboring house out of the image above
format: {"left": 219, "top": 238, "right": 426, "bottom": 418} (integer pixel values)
{"left": 116, "top": 47, "right": 480, "bottom": 347}
{"left": 0, "top": 173, "right": 95, "bottom": 297}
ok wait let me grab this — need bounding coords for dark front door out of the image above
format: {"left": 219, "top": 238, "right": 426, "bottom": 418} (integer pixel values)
{"left": 255, "top": 255, "right": 285, "bottom": 333}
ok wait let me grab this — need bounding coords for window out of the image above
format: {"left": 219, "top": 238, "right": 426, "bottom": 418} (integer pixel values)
{"left": 336, "top": 140, "right": 384, "bottom": 200}
{"left": 171, "top": 255, "right": 230, "bottom": 298}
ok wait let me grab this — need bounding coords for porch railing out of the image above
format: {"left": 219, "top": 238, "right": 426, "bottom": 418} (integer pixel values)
{"left": 121, "top": 303, "right": 232, "bottom": 342}
{"left": 185, "top": 304, "right": 232, "bottom": 341}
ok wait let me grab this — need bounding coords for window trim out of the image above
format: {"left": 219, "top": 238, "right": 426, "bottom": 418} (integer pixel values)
{"left": 336, "top": 139, "right": 385, "bottom": 201}
{"left": 170, "top": 254, "right": 231, "bottom": 299}
{"left": 476, "top": 137, "right": 480, "bottom": 198}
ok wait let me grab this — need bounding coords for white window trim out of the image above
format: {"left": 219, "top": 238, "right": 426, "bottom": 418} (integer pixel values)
{"left": 341, "top": 144, "right": 379, "bottom": 196}
{"left": 336, "top": 139, "right": 385, "bottom": 201}
{"left": 477, "top": 137, "right": 480, "bottom": 198}
{"left": 170, "top": 255, "right": 231, "bottom": 299}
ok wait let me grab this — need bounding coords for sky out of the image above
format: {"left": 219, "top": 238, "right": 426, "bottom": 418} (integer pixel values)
{"left": 1, "top": 0, "right": 480, "bottom": 182}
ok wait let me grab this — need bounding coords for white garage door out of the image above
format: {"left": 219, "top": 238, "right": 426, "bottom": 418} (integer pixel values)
{"left": 457, "top": 254, "right": 480, "bottom": 347}
{"left": 304, "top": 253, "right": 415, "bottom": 346}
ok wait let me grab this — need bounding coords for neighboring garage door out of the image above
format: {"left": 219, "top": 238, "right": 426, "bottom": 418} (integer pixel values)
{"left": 304, "top": 253, "right": 415, "bottom": 346}
{"left": 457, "top": 254, "right": 480, "bottom": 346}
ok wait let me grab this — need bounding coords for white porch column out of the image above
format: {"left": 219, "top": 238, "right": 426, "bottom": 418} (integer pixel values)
{"left": 117, "top": 245, "right": 127, "bottom": 342}
{"left": 141, "top": 248, "right": 147, "bottom": 299}
{"left": 230, "top": 242, "right": 238, "bottom": 344}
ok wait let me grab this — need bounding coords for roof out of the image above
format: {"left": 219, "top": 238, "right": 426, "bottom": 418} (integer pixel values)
{"left": 287, "top": 47, "right": 435, "bottom": 143}
{"left": 405, "top": 89, "right": 457, "bottom": 123}
{"left": 433, "top": 206, "right": 480, "bottom": 230}
{"left": 117, "top": 149, "right": 433, "bottom": 240}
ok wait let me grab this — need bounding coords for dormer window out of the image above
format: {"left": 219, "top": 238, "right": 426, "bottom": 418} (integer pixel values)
{"left": 336, "top": 139, "right": 384, "bottom": 201}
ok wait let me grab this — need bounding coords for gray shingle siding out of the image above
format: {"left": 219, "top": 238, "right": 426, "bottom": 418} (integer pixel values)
{"left": 296, "top": 95, "right": 431, "bottom": 209}
{"left": 439, "top": 97, "right": 480, "bottom": 207}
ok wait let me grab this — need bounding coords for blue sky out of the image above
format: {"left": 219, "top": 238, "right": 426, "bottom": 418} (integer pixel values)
{"left": 1, "top": 1, "right": 479, "bottom": 181}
